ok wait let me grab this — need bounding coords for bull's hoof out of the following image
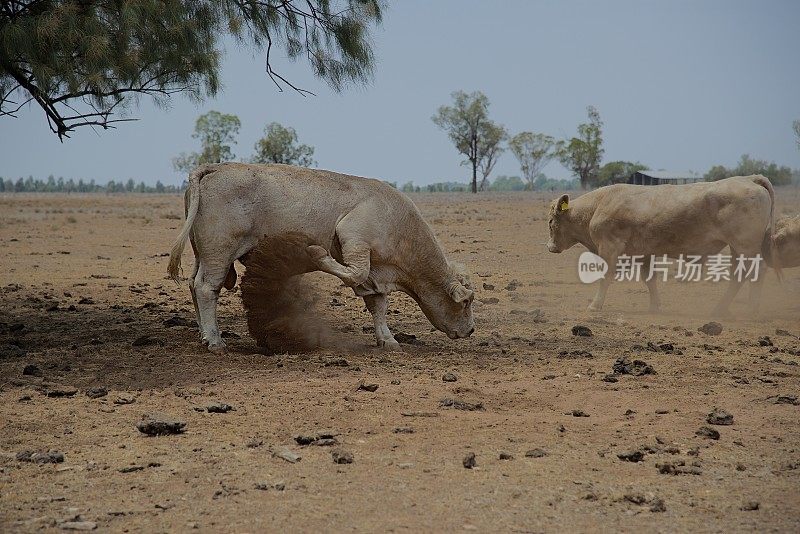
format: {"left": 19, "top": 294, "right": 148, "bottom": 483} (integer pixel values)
{"left": 204, "top": 338, "right": 227, "bottom": 353}
{"left": 587, "top": 303, "right": 603, "bottom": 312}
{"left": 377, "top": 338, "right": 402, "bottom": 351}
{"left": 306, "top": 245, "right": 329, "bottom": 261}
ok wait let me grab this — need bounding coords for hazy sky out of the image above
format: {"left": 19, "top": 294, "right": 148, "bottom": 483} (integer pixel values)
{"left": 2, "top": 0, "right": 799, "bottom": 186}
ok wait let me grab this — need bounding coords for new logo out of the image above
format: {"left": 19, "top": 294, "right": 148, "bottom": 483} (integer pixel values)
{"left": 578, "top": 251, "right": 608, "bottom": 284}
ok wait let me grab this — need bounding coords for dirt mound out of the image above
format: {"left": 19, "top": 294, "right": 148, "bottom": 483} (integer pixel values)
{"left": 239, "top": 232, "right": 339, "bottom": 352}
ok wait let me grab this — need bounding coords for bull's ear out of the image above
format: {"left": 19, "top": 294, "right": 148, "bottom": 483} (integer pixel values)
{"left": 449, "top": 282, "right": 474, "bottom": 303}
{"left": 557, "top": 194, "right": 570, "bottom": 213}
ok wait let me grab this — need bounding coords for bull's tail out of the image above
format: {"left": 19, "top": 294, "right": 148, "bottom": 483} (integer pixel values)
{"left": 752, "top": 175, "right": 781, "bottom": 280}
{"left": 167, "top": 165, "right": 216, "bottom": 282}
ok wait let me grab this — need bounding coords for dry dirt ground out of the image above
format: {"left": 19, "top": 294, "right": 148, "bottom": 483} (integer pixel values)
{"left": 1, "top": 190, "right": 799, "bottom": 533}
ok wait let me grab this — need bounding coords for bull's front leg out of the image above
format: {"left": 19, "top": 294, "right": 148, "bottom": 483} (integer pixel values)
{"left": 589, "top": 250, "right": 619, "bottom": 312}
{"left": 363, "top": 293, "right": 401, "bottom": 350}
{"left": 643, "top": 258, "right": 662, "bottom": 313}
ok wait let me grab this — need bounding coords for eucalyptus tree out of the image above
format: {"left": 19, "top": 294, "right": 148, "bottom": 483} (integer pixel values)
{"left": 509, "top": 132, "right": 560, "bottom": 190}
{"left": 432, "top": 90, "right": 506, "bottom": 194}
{"left": 172, "top": 111, "right": 242, "bottom": 173}
{"left": 252, "top": 122, "right": 315, "bottom": 167}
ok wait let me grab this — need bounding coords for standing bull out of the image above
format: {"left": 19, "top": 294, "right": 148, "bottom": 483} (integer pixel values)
{"left": 546, "top": 175, "right": 778, "bottom": 315}
{"left": 168, "top": 163, "right": 475, "bottom": 351}
{"left": 769, "top": 215, "right": 800, "bottom": 269}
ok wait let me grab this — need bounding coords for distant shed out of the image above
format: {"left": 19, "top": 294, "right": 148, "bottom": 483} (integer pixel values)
{"left": 629, "top": 170, "right": 703, "bottom": 185}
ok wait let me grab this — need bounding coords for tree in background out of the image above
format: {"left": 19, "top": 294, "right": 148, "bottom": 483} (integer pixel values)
{"left": 252, "top": 123, "right": 316, "bottom": 167}
{"left": 509, "top": 132, "right": 560, "bottom": 190}
{"left": 489, "top": 175, "right": 526, "bottom": 191}
{"left": 0, "top": 1, "right": 383, "bottom": 140}
{"left": 173, "top": 111, "right": 241, "bottom": 173}
{"left": 432, "top": 91, "right": 506, "bottom": 193}
{"left": 793, "top": 119, "right": 800, "bottom": 150}
{"left": 557, "top": 106, "right": 604, "bottom": 189}
{"left": 704, "top": 154, "right": 793, "bottom": 186}
{"left": 596, "top": 161, "right": 648, "bottom": 187}
{"left": 477, "top": 123, "right": 507, "bottom": 191}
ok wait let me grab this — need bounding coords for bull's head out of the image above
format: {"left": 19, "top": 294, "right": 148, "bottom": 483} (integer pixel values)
{"left": 416, "top": 263, "right": 475, "bottom": 340}
{"left": 547, "top": 193, "right": 578, "bottom": 253}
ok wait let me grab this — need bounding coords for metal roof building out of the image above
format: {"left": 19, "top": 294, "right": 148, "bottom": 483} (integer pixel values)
{"left": 628, "top": 170, "right": 704, "bottom": 185}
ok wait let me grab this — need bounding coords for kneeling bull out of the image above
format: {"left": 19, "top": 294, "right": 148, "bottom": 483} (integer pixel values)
{"left": 167, "top": 163, "right": 475, "bottom": 351}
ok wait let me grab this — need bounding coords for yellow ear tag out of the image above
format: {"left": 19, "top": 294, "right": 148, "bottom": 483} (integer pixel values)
{"left": 560, "top": 201, "right": 570, "bottom": 211}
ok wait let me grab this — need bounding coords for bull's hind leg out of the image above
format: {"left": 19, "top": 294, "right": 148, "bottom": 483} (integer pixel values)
{"left": 748, "top": 267, "right": 767, "bottom": 315}
{"left": 189, "top": 261, "right": 202, "bottom": 339}
{"left": 363, "top": 293, "right": 401, "bottom": 350}
{"left": 193, "top": 260, "right": 231, "bottom": 352}
{"left": 712, "top": 246, "right": 753, "bottom": 316}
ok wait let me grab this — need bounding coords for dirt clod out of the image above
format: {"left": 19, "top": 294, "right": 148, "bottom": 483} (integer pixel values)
{"left": 707, "top": 407, "right": 734, "bottom": 425}
{"left": 394, "top": 332, "right": 424, "bottom": 345}
{"left": 131, "top": 335, "right": 161, "bottom": 347}
{"left": 442, "top": 372, "right": 458, "bottom": 382}
{"left": 656, "top": 461, "right": 702, "bottom": 475}
{"left": 22, "top": 363, "right": 42, "bottom": 377}
{"left": 136, "top": 414, "right": 186, "bottom": 436}
{"left": 357, "top": 382, "right": 379, "bottom": 392}
{"left": 524, "top": 448, "right": 547, "bottom": 458}
{"left": 439, "top": 398, "right": 484, "bottom": 411}
{"left": 612, "top": 357, "right": 655, "bottom": 376}
{"left": 85, "top": 386, "right": 107, "bottom": 399}
{"left": 60, "top": 521, "right": 97, "bottom": 531}
{"left": 45, "top": 386, "right": 78, "bottom": 397}
{"left": 16, "top": 450, "right": 64, "bottom": 463}
{"left": 572, "top": 325, "right": 592, "bottom": 337}
{"left": 699, "top": 322, "right": 723, "bottom": 335}
{"left": 269, "top": 446, "right": 301, "bottom": 463}
{"left": 163, "top": 316, "right": 194, "bottom": 328}
{"left": 617, "top": 449, "right": 645, "bottom": 462}
{"left": 332, "top": 449, "right": 354, "bottom": 464}
{"left": 696, "top": 426, "right": 720, "bottom": 440}
{"left": 462, "top": 452, "right": 477, "bottom": 469}
{"left": 295, "top": 432, "right": 338, "bottom": 445}
{"left": 206, "top": 402, "right": 234, "bottom": 413}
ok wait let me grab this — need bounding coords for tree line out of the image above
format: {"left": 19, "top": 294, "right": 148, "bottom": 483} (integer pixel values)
{"left": 0, "top": 176, "right": 180, "bottom": 194}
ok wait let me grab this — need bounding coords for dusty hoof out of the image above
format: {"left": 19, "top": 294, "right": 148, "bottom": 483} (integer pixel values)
{"left": 306, "top": 245, "right": 329, "bottom": 261}
{"left": 205, "top": 339, "right": 227, "bottom": 353}
{"left": 377, "top": 338, "right": 402, "bottom": 351}
{"left": 587, "top": 304, "right": 603, "bottom": 312}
